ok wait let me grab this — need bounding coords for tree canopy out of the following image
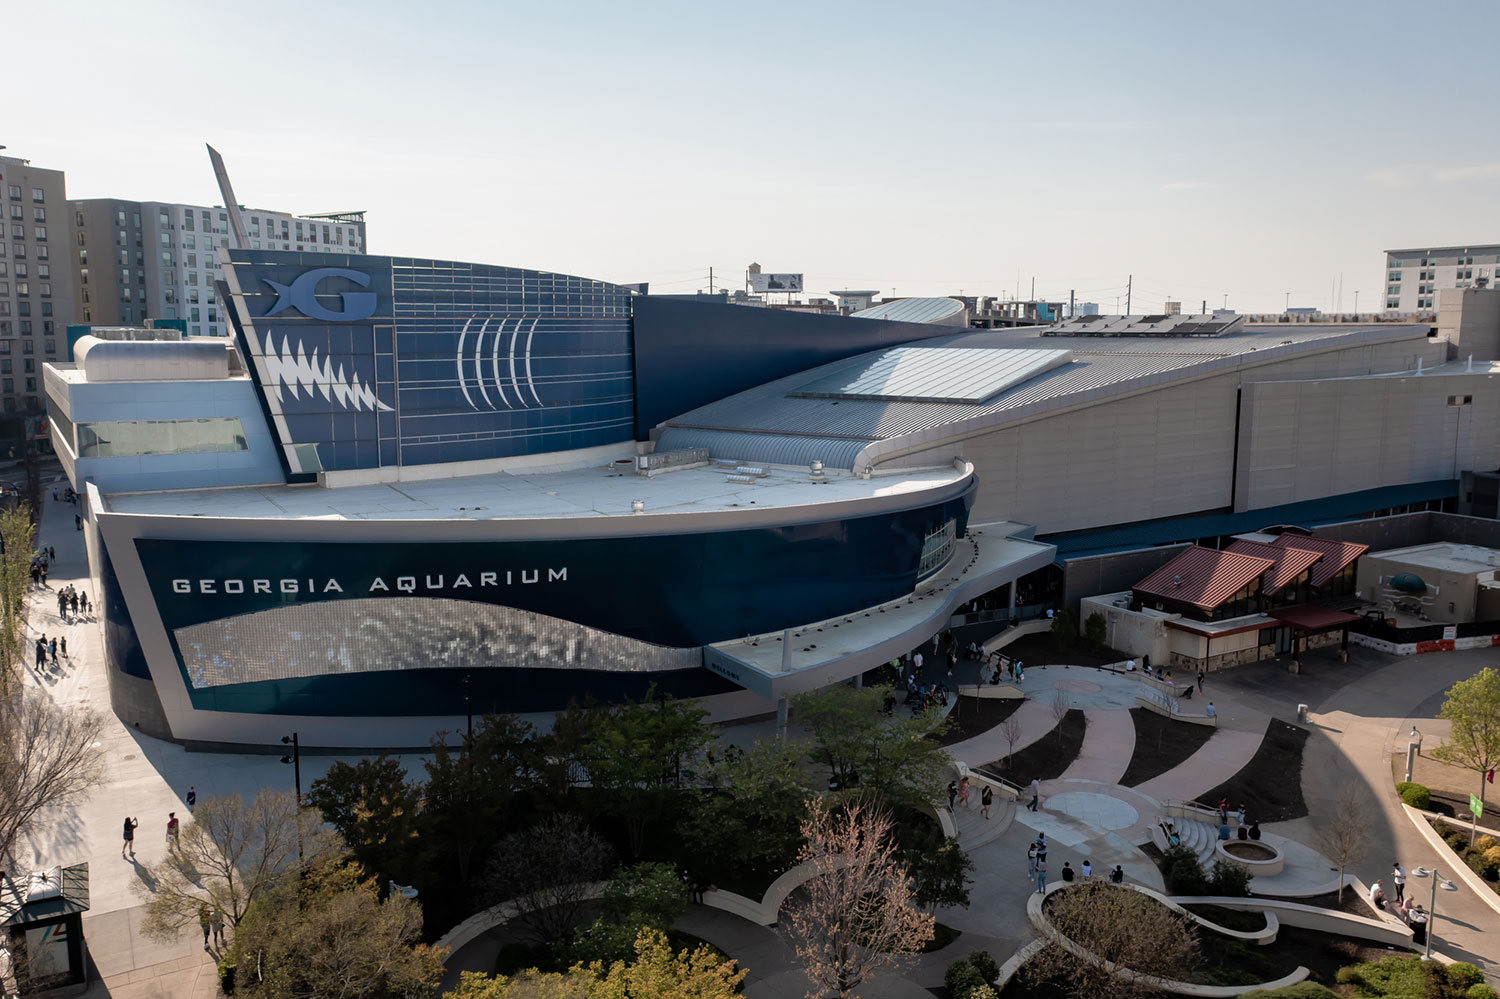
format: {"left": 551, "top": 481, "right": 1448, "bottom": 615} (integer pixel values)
{"left": 1432, "top": 666, "right": 1500, "bottom": 809}
{"left": 307, "top": 752, "right": 423, "bottom": 886}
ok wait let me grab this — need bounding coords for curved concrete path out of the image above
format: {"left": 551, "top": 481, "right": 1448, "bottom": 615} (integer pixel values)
{"left": 1060, "top": 708, "right": 1134, "bottom": 784}
{"left": 1132, "top": 725, "right": 1267, "bottom": 802}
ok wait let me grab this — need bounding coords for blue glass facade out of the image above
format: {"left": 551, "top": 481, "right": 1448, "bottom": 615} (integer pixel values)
{"left": 224, "top": 251, "right": 634, "bottom": 475}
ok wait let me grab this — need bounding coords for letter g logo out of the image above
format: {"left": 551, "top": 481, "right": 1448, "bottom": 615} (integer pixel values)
{"left": 264, "top": 268, "right": 378, "bottom": 322}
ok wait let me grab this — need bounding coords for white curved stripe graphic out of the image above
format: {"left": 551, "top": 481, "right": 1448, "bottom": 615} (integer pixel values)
{"left": 255, "top": 329, "right": 390, "bottom": 413}
{"left": 473, "top": 317, "right": 493, "bottom": 410}
{"left": 523, "top": 317, "right": 542, "bottom": 407}
{"left": 509, "top": 321, "right": 527, "bottom": 408}
{"left": 455, "top": 317, "right": 476, "bottom": 411}
{"left": 491, "top": 317, "right": 512, "bottom": 409}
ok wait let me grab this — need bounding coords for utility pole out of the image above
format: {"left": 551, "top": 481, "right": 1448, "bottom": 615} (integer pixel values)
{"left": 709, "top": 267, "right": 714, "bottom": 295}
{"left": 1069, "top": 289, "right": 1075, "bottom": 317}
{"left": 1201, "top": 299, "right": 1206, "bottom": 315}
{"left": 1030, "top": 277, "right": 1035, "bottom": 301}
{"left": 1125, "top": 275, "right": 1132, "bottom": 315}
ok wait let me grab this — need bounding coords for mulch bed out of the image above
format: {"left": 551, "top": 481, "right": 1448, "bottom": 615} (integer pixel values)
{"left": 934, "top": 696, "right": 1023, "bottom": 747}
{"left": 1197, "top": 718, "right": 1310, "bottom": 822}
{"left": 994, "top": 632, "right": 1130, "bottom": 668}
{"left": 980, "top": 708, "right": 1086, "bottom": 783}
{"left": 1258, "top": 888, "right": 1381, "bottom": 920}
{"left": 1120, "top": 707, "right": 1217, "bottom": 788}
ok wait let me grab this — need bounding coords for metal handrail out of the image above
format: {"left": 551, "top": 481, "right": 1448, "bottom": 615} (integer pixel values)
{"left": 968, "top": 765, "right": 1024, "bottom": 797}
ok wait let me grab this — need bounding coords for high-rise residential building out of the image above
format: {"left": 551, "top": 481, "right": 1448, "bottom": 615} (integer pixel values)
{"left": 0, "top": 153, "right": 75, "bottom": 414}
{"left": 70, "top": 199, "right": 365, "bottom": 335}
{"left": 1384, "top": 243, "right": 1498, "bottom": 313}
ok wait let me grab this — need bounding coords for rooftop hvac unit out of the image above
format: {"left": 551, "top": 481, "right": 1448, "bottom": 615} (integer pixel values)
{"left": 735, "top": 466, "right": 768, "bottom": 477}
{"left": 726, "top": 473, "right": 758, "bottom": 484}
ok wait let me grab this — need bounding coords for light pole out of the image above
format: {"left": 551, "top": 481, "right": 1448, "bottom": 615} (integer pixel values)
{"left": 1414, "top": 865, "right": 1455, "bottom": 960}
{"left": 1285, "top": 291, "right": 1290, "bottom": 313}
{"left": 1354, "top": 290, "right": 1359, "bottom": 315}
{"left": 280, "top": 733, "right": 303, "bottom": 862}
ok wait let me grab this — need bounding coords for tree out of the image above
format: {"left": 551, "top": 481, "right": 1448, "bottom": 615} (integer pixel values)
{"left": 1431, "top": 667, "right": 1500, "bottom": 816}
{"left": 568, "top": 860, "right": 691, "bottom": 966}
{"left": 476, "top": 813, "right": 616, "bottom": 946}
{"left": 1318, "top": 784, "right": 1368, "bottom": 902}
{"left": 1050, "top": 691, "right": 1070, "bottom": 745}
{"left": 423, "top": 714, "right": 538, "bottom": 881}
{"left": 682, "top": 740, "right": 811, "bottom": 880}
{"left": 306, "top": 753, "right": 423, "bottom": 886}
{"left": 0, "top": 691, "right": 106, "bottom": 869}
{"left": 446, "top": 928, "right": 744, "bottom": 999}
{"left": 999, "top": 716, "right": 1022, "bottom": 773}
{"left": 793, "top": 683, "right": 953, "bottom": 811}
{"left": 0, "top": 505, "right": 34, "bottom": 694}
{"left": 1029, "top": 882, "right": 1200, "bottom": 999}
{"left": 904, "top": 834, "right": 974, "bottom": 913}
{"left": 1083, "top": 612, "right": 1107, "bottom": 651}
{"left": 1050, "top": 608, "right": 1078, "bottom": 649}
{"left": 230, "top": 857, "right": 446, "bottom": 999}
{"left": 580, "top": 687, "right": 714, "bottom": 858}
{"left": 136, "top": 789, "right": 337, "bottom": 938}
{"left": 782, "top": 798, "right": 935, "bottom": 999}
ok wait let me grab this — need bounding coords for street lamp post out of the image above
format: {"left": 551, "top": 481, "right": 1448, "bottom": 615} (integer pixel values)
{"left": 280, "top": 733, "right": 303, "bottom": 862}
{"left": 1414, "top": 865, "right": 1455, "bottom": 960}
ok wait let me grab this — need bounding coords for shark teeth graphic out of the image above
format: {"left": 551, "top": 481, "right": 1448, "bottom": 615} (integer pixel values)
{"left": 256, "top": 330, "right": 392, "bottom": 413}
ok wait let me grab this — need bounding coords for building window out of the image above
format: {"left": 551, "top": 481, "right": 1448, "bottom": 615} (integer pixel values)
{"left": 32, "top": 208, "right": 44, "bottom": 222}
{"left": 6, "top": 186, "right": 18, "bottom": 200}
{"left": 34, "top": 226, "right": 46, "bottom": 241}
{"left": 76, "top": 417, "right": 249, "bottom": 458}
{"left": 31, "top": 188, "right": 43, "bottom": 202}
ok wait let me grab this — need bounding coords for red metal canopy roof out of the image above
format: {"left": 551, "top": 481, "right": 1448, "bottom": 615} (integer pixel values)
{"left": 1133, "top": 545, "right": 1275, "bottom": 613}
{"left": 1269, "top": 534, "right": 1368, "bottom": 587}
{"left": 1225, "top": 539, "right": 1325, "bottom": 592}
{"left": 1267, "top": 604, "right": 1360, "bottom": 631}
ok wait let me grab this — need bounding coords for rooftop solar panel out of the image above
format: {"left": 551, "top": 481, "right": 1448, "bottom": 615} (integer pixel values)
{"left": 789, "top": 346, "right": 1074, "bottom": 405}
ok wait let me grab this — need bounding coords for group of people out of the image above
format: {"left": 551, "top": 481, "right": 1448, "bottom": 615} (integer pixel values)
{"left": 57, "top": 582, "right": 88, "bottom": 622}
{"left": 33, "top": 632, "right": 63, "bottom": 670}
{"left": 1369, "top": 862, "right": 1429, "bottom": 942}
{"left": 946, "top": 775, "right": 997, "bottom": 819}
{"left": 1026, "top": 832, "right": 1125, "bottom": 894}
{"left": 29, "top": 546, "right": 55, "bottom": 587}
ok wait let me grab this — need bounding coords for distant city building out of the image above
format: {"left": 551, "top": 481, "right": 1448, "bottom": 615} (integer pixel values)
{"left": 1384, "top": 243, "right": 1499, "bottom": 313}
{"left": 1072, "top": 302, "right": 1099, "bottom": 317}
{"left": 69, "top": 199, "right": 366, "bottom": 335}
{"left": 1164, "top": 300, "right": 1181, "bottom": 315}
{"left": 831, "top": 289, "right": 880, "bottom": 313}
{"left": 0, "top": 153, "right": 75, "bottom": 414}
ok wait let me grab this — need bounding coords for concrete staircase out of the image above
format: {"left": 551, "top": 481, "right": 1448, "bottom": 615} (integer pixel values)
{"left": 1153, "top": 815, "right": 1220, "bottom": 869}
{"left": 950, "top": 790, "right": 1016, "bottom": 852}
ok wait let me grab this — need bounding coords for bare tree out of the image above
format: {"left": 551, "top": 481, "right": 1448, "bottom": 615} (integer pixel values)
{"left": 0, "top": 690, "right": 106, "bottom": 869}
{"left": 475, "top": 813, "right": 616, "bottom": 946}
{"left": 999, "top": 715, "right": 1023, "bottom": 773}
{"left": 1318, "top": 785, "right": 1368, "bottom": 902}
{"left": 1050, "top": 692, "right": 1070, "bottom": 745}
{"left": 136, "top": 789, "right": 338, "bottom": 940}
{"left": 782, "top": 798, "right": 934, "bottom": 999}
{"left": 1029, "top": 882, "right": 1200, "bottom": 999}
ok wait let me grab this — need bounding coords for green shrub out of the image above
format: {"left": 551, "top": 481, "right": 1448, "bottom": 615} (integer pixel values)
{"left": 1083, "top": 612, "right": 1107, "bottom": 650}
{"left": 1446, "top": 832, "right": 1470, "bottom": 851}
{"left": 1396, "top": 782, "right": 1431, "bottom": 809}
{"left": 1207, "top": 859, "right": 1253, "bottom": 897}
{"left": 1051, "top": 608, "right": 1079, "bottom": 647}
{"left": 1475, "top": 834, "right": 1499, "bottom": 853}
{"left": 1467, "top": 984, "right": 1499, "bottom": 999}
{"left": 1484, "top": 846, "right": 1500, "bottom": 868}
{"left": 1336, "top": 955, "right": 1445, "bottom": 996}
{"left": 944, "top": 960, "right": 986, "bottom": 999}
{"left": 1467, "top": 851, "right": 1499, "bottom": 880}
{"left": 966, "top": 949, "right": 1000, "bottom": 986}
{"left": 1447, "top": 962, "right": 1486, "bottom": 989}
{"left": 1162, "top": 843, "right": 1209, "bottom": 894}
{"left": 216, "top": 958, "right": 236, "bottom": 993}
{"left": 1239, "top": 982, "right": 1339, "bottom": 998}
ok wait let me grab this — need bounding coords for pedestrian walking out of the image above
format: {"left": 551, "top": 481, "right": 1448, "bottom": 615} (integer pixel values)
{"left": 59, "top": 636, "right": 66, "bottom": 658}
{"left": 166, "top": 812, "right": 181, "bottom": 851}
{"left": 981, "top": 784, "right": 994, "bottom": 819}
{"left": 1197, "top": 669, "right": 1205, "bottom": 693}
{"left": 121, "top": 816, "right": 139, "bottom": 858}
{"left": 1081, "top": 860, "right": 1092, "bottom": 879}
{"left": 1036, "top": 861, "right": 1048, "bottom": 894}
{"left": 1392, "top": 862, "right": 1406, "bottom": 902}
{"left": 186, "top": 786, "right": 197, "bottom": 811}
{"left": 1027, "top": 843, "right": 1038, "bottom": 880}
{"left": 33, "top": 638, "right": 45, "bottom": 670}
{"left": 1028, "top": 777, "right": 1041, "bottom": 811}
{"left": 48, "top": 638, "right": 57, "bottom": 664}
{"left": 211, "top": 908, "right": 226, "bottom": 948}
{"left": 199, "top": 904, "right": 212, "bottom": 950}
{"left": 75, "top": 513, "right": 82, "bottom": 531}
{"left": 958, "top": 775, "right": 971, "bottom": 809}
{"left": 947, "top": 780, "right": 958, "bottom": 813}
{"left": 69, "top": 592, "right": 78, "bottom": 616}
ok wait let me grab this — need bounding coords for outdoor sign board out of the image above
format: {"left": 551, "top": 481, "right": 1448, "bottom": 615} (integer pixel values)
{"left": 748, "top": 272, "right": 804, "bottom": 293}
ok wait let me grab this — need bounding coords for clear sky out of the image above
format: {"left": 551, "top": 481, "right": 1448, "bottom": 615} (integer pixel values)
{"left": 9, "top": 0, "right": 1500, "bottom": 313}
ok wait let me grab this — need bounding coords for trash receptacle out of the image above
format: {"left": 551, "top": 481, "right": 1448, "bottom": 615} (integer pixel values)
{"left": 1297, "top": 703, "right": 1308, "bottom": 724}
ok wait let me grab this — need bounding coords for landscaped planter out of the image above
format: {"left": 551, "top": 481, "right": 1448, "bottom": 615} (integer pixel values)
{"left": 1215, "top": 838, "right": 1284, "bottom": 877}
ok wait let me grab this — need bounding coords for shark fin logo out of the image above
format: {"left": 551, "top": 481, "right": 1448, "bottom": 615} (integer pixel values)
{"left": 264, "top": 268, "right": 378, "bottom": 323}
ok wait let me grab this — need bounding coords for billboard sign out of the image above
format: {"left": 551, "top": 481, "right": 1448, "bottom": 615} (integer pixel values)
{"left": 749, "top": 272, "right": 804, "bottom": 293}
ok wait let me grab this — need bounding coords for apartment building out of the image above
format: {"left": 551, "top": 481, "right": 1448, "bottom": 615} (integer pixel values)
{"left": 1384, "top": 243, "right": 1498, "bottom": 313}
{"left": 0, "top": 154, "right": 75, "bottom": 414}
{"left": 70, "top": 199, "right": 366, "bottom": 336}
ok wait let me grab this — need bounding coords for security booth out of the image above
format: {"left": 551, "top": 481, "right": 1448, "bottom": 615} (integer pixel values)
{"left": 0, "top": 864, "right": 90, "bottom": 993}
